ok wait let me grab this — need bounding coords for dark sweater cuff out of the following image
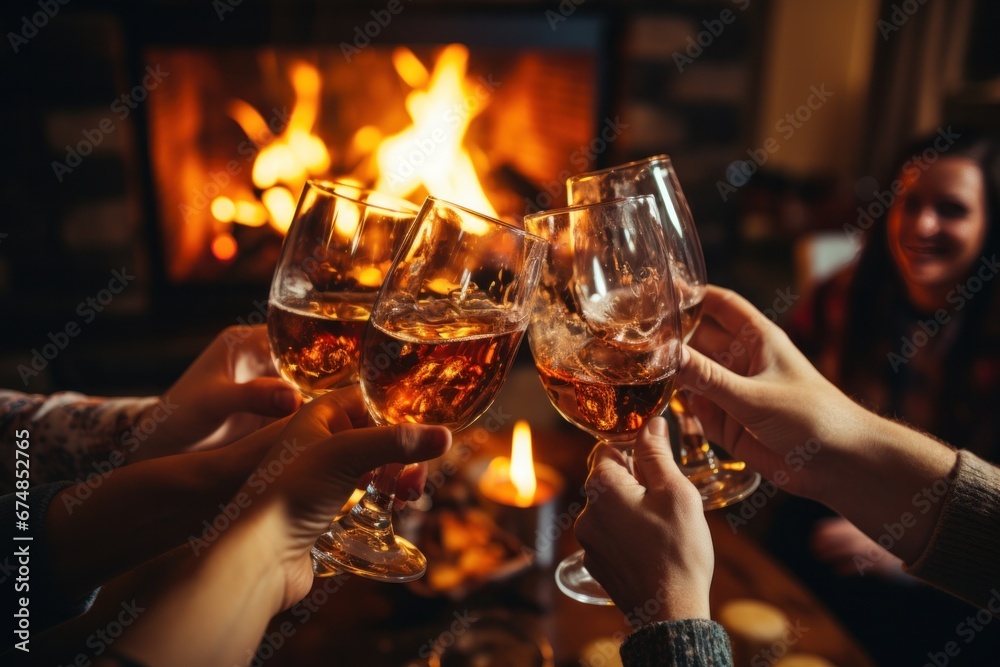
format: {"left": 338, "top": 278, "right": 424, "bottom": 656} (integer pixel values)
{"left": 905, "top": 450, "right": 1000, "bottom": 611}
{"left": 620, "top": 618, "right": 733, "bottom": 667}
{"left": 2, "top": 481, "right": 100, "bottom": 648}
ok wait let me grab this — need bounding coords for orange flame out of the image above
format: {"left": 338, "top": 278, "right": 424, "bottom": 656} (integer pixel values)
{"left": 220, "top": 61, "right": 331, "bottom": 234}
{"left": 209, "top": 48, "right": 499, "bottom": 257}
{"left": 375, "top": 45, "right": 497, "bottom": 220}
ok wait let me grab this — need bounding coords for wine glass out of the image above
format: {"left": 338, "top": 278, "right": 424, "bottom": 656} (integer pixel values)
{"left": 268, "top": 180, "right": 420, "bottom": 578}
{"left": 524, "top": 195, "right": 683, "bottom": 605}
{"left": 267, "top": 179, "right": 420, "bottom": 399}
{"left": 567, "top": 155, "right": 761, "bottom": 509}
{"left": 312, "top": 196, "right": 548, "bottom": 582}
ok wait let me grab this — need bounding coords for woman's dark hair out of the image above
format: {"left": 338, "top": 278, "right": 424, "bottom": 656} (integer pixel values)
{"left": 840, "top": 126, "right": 1000, "bottom": 454}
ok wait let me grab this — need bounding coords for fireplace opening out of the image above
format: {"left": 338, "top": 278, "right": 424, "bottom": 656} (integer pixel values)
{"left": 142, "top": 28, "right": 607, "bottom": 287}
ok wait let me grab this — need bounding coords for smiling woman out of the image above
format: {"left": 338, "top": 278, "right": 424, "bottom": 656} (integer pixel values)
{"left": 770, "top": 127, "right": 1000, "bottom": 666}
{"left": 887, "top": 155, "right": 990, "bottom": 311}
{"left": 787, "top": 127, "right": 1000, "bottom": 460}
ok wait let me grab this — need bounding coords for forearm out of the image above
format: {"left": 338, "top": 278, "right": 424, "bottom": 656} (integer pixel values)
{"left": 818, "top": 409, "right": 957, "bottom": 565}
{"left": 45, "top": 419, "right": 286, "bottom": 597}
{"left": 97, "top": 503, "right": 288, "bottom": 667}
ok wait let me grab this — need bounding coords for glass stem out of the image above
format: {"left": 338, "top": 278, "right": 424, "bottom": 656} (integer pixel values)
{"left": 670, "top": 392, "right": 720, "bottom": 472}
{"left": 615, "top": 443, "right": 636, "bottom": 477}
{"left": 345, "top": 463, "right": 404, "bottom": 533}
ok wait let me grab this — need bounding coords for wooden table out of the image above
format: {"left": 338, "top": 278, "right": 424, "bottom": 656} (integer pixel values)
{"left": 261, "top": 410, "right": 873, "bottom": 667}
{"left": 706, "top": 511, "right": 874, "bottom": 666}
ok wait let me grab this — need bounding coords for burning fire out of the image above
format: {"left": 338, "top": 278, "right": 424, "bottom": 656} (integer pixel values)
{"left": 374, "top": 44, "right": 497, "bottom": 222}
{"left": 209, "top": 44, "right": 497, "bottom": 261}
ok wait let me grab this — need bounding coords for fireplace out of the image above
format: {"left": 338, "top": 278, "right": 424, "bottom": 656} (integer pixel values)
{"left": 128, "top": 7, "right": 614, "bottom": 291}
{"left": 1, "top": 2, "right": 765, "bottom": 394}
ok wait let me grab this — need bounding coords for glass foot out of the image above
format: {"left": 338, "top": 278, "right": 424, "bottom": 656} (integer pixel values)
{"left": 685, "top": 462, "right": 762, "bottom": 511}
{"left": 311, "top": 518, "right": 426, "bottom": 583}
{"left": 310, "top": 550, "right": 344, "bottom": 578}
{"left": 555, "top": 550, "right": 615, "bottom": 606}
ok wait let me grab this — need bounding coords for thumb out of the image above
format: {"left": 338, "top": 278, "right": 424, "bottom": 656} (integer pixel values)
{"left": 227, "top": 377, "right": 302, "bottom": 418}
{"left": 632, "top": 416, "right": 682, "bottom": 490}
{"left": 331, "top": 424, "right": 452, "bottom": 480}
{"left": 679, "top": 345, "right": 754, "bottom": 421}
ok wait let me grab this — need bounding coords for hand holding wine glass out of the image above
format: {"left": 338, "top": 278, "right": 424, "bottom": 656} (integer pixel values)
{"left": 567, "top": 155, "right": 760, "bottom": 509}
{"left": 312, "top": 197, "right": 548, "bottom": 582}
{"left": 575, "top": 416, "right": 715, "bottom": 623}
{"left": 525, "top": 195, "right": 683, "bottom": 605}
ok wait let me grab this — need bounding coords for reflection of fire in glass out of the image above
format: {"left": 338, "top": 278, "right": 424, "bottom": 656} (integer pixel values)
{"left": 146, "top": 44, "right": 596, "bottom": 283}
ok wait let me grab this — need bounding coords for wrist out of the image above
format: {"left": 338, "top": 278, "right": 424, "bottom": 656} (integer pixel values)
{"left": 125, "top": 396, "right": 179, "bottom": 463}
{"left": 630, "top": 585, "right": 712, "bottom": 626}
{"left": 805, "top": 397, "right": 887, "bottom": 509}
{"left": 213, "top": 498, "right": 293, "bottom": 612}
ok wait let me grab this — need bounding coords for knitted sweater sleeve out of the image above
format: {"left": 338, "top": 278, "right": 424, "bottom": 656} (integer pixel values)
{"left": 905, "top": 449, "right": 1000, "bottom": 612}
{"left": 620, "top": 619, "right": 733, "bottom": 667}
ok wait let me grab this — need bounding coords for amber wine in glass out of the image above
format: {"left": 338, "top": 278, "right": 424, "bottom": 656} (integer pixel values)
{"left": 568, "top": 156, "right": 760, "bottom": 509}
{"left": 526, "top": 195, "right": 683, "bottom": 605}
{"left": 312, "top": 197, "right": 548, "bottom": 582}
{"left": 267, "top": 180, "right": 420, "bottom": 399}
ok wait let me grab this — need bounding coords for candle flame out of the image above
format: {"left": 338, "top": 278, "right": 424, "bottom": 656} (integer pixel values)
{"left": 510, "top": 420, "right": 537, "bottom": 507}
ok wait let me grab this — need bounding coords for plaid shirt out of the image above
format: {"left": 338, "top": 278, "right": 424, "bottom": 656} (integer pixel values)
{"left": 786, "top": 266, "right": 1000, "bottom": 460}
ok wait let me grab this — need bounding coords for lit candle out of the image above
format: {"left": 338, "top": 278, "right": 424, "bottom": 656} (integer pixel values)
{"left": 476, "top": 420, "right": 564, "bottom": 568}
{"left": 478, "top": 421, "right": 558, "bottom": 507}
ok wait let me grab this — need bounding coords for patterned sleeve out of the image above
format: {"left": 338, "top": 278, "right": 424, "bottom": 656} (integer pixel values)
{"left": 0, "top": 391, "right": 158, "bottom": 493}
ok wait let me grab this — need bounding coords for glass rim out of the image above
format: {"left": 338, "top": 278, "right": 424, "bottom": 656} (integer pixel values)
{"left": 304, "top": 178, "right": 422, "bottom": 215}
{"left": 565, "top": 154, "right": 674, "bottom": 185}
{"left": 523, "top": 194, "right": 657, "bottom": 223}
{"left": 423, "top": 195, "right": 547, "bottom": 244}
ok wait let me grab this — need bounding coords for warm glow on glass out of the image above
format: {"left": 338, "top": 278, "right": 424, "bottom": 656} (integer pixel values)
{"left": 510, "top": 420, "right": 537, "bottom": 507}
{"left": 352, "top": 266, "right": 383, "bottom": 288}
{"left": 333, "top": 200, "right": 362, "bottom": 238}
